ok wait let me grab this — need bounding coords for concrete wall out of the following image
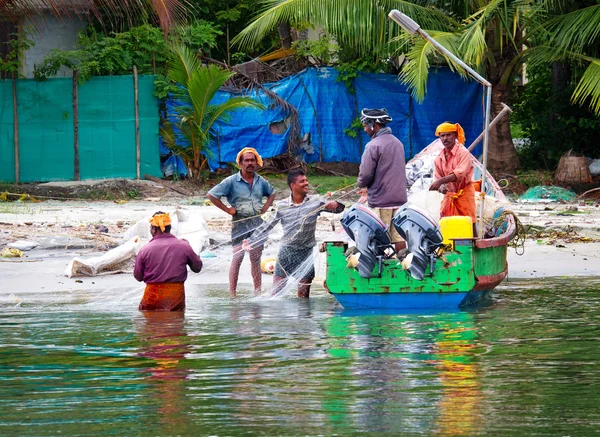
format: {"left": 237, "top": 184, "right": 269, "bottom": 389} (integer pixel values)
{"left": 22, "top": 14, "right": 86, "bottom": 78}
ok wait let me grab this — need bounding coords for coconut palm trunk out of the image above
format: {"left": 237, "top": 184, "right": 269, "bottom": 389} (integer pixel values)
{"left": 488, "top": 84, "right": 519, "bottom": 176}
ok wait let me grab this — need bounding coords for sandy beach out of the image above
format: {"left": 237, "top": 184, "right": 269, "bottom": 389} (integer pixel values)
{"left": 1, "top": 195, "right": 599, "bottom": 299}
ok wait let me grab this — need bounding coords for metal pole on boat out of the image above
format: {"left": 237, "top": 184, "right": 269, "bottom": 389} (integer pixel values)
{"left": 388, "top": 10, "right": 492, "bottom": 238}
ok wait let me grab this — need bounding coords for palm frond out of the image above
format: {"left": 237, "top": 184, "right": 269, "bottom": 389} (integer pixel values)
{"left": 187, "top": 64, "right": 236, "bottom": 127}
{"left": 205, "top": 97, "right": 265, "bottom": 133}
{"left": 167, "top": 43, "right": 202, "bottom": 86}
{"left": 571, "top": 59, "right": 600, "bottom": 116}
{"left": 398, "top": 31, "right": 464, "bottom": 102}
{"left": 0, "top": 0, "right": 191, "bottom": 35}
{"left": 544, "top": 5, "right": 600, "bottom": 55}
{"left": 233, "top": 0, "right": 455, "bottom": 57}
{"left": 459, "top": 20, "right": 487, "bottom": 67}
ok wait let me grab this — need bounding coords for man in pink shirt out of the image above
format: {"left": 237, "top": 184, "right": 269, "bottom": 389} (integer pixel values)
{"left": 134, "top": 211, "right": 203, "bottom": 311}
{"left": 429, "top": 122, "right": 476, "bottom": 224}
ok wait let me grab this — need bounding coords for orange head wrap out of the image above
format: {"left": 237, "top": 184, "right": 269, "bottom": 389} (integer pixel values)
{"left": 149, "top": 213, "right": 171, "bottom": 232}
{"left": 435, "top": 122, "right": 466, "bottom": 145}
{"left": 236, "top": 147, "right": 263, "bottom": 167}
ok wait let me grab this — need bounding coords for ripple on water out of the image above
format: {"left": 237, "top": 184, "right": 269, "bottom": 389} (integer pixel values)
{"left": 2, "top": 278, "right": 600, "bottom": 435}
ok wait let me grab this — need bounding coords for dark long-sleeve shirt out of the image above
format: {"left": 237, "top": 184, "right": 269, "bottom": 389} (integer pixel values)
{"left": 134, "top": 233, "right": 202, "bottom": 284}
{"left": 357, "top": 131, "right": 408, "bottom": 208}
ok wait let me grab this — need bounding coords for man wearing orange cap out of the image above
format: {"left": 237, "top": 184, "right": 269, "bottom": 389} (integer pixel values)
{"left": 207, "top": 147, "right": 276, "bottom": 297}
{"left": 134, "top": 211, "right": 203, "bottom": 311}
{"left": 429, "top": 122, "right": 476, "bottom": 224}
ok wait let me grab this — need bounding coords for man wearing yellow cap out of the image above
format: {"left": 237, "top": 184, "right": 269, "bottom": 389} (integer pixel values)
{"left": 429, "top": 122, "right": 476, "bottom": 224}
{"left": 207, "top": 147, "right": 276, "bottom": 297}
{"left": 134, "top": 211, "right": 203, "bottom": 311}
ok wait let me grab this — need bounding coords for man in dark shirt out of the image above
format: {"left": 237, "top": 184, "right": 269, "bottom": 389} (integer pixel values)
{"left": 357, "top": 108, "right": 408, "bottom": 252}
{"left": 134, "top": 211, "right": 203, "bottom": 311}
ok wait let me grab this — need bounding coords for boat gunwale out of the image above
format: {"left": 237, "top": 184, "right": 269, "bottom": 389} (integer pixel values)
{"left": 475, "top": 215, "right": 516, "bottom": 249}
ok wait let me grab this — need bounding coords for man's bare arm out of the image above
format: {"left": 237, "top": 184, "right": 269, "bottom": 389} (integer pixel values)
{"left": 261, "top": 193, "right": 276, "bottom": 214}
{"left": 429, "top": 173, "right": 457, "bottom": 191}
{"left": 207, "top": 194, "right": 236, "bottom": 216}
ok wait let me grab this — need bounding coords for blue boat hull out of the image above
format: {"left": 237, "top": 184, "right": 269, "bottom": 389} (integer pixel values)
{"left": 332, "top": 289, "right": 493, "bottom": 310}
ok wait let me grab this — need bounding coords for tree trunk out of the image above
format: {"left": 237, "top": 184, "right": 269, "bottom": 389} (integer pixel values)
{"left": 487, "top": 84, "right": 519, "bottom": 177}
{"left": 277, "top": 22, "right": 292, "bottom": 50}
{"left": 551, "top": 61, "right": 570, "bottom": 95}
{"left": 483, "top": 25, "right": 521, "bottom": 177}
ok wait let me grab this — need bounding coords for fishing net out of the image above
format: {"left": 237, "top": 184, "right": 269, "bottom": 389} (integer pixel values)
{"left": 519, "top": 186, "right": 577, "bottom": 203}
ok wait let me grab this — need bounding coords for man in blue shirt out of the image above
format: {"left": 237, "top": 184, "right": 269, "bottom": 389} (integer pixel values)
{"left": 207, "top": 148, "right": 276, "bottom": 297}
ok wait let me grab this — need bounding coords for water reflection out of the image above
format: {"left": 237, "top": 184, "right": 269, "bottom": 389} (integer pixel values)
{"left": 135, "top": 312, "right": 190, "bottom": 429}
{"left": 324, "top": 309, "right": 482, "bottom": 435}
{"left": 5, "top": 280, "right": 600, "bottom": 435}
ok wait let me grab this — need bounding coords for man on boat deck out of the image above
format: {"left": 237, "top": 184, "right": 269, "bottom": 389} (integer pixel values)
{"left": 207, "top": 147, "right": 276, "bottom": 297}
{"left": 357, "top": 108, "right": 408, "bottom": 252}
{"left": 134, "top": 212, "right": 203, "bottom": 311}
{"left": 429, "top": 122, "right": 476, "bottom": 225}
{"left": 242, "top": 169, "right": 345, "bottom": 298}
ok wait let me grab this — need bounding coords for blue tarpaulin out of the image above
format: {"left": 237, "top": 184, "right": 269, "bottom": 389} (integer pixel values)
{"left": 164, "top": 67, "right": 484, "bottom": 171}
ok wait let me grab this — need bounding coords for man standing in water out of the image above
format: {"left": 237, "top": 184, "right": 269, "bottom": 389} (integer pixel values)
{"left": 207, "top": 147, "right": 276, "bottom": 297}
{"left": 429, "top": 122, "right": 476, "bottom": 226}
{"left": 134, "top": 211, "right": 203, "bottom": 311}
{"left": 357, "top": 108, "right": 408, "bottom": 253}
{"left": 242, "top": 169, "right": 344, "bottom": 298}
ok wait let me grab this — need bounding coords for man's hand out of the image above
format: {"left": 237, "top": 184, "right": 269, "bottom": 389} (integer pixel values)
{"left": 429, "top": 180, "right": 442, "bottom": 192}
{"left": 242, "top": 239, "right": 252, "bottom": 251}
{"left": 357, "top": 188, "right": 368, "bottom": 204}
{"left": 324, "top": 201, "right": 340, "bottom": 212}
{"left": 228, "top": 206, "right": 237, "bottom": 216}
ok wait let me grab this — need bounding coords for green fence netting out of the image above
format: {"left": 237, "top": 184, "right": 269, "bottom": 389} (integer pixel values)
{"left": 18, "top": 79, "right": 74, "bottom": 182}
{"left": 0, "top": 81, "right": 15, "bottom": 182}
{"left": 0, "top": 75, "right": 160, "bottom": 183}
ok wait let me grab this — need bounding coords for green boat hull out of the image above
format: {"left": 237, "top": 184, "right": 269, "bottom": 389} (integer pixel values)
{"left": 324, "top": 219, "right": 516, "bottom": 309}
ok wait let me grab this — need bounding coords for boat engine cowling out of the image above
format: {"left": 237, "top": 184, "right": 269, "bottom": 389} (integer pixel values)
{"left": 341, "top": 204, "right": 392, "bottom": 278}
{"left": 392, "top": 205, "right": 444, "bottom": 280}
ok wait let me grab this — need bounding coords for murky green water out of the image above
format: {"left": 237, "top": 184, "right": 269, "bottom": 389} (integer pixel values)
{"left": 2, "top": 279, "right": 600, "bottom": 436}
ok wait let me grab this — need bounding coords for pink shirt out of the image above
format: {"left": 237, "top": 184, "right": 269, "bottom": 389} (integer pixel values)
{"left": 433, "top": 143, "right": 474, "bottom": 193}
{"left": 134, "top": 233, "right": 202, "bottom": 284}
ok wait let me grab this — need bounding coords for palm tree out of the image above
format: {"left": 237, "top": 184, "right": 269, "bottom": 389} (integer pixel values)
{"left": 0, "top": 0, "right": 189, "bottom": 35}
{"left": 525, "top": 1, "right": 600, "bottom": 116}
{"left": 233, "top": 0, "right": 535, "bottom": 176}
{"left": 161, "top": 44, "right": 265, "bottom": 179}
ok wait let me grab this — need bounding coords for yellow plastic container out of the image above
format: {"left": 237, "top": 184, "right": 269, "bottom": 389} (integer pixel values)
{"left": 439, "top": 216, "right": 473, "bottom": 248}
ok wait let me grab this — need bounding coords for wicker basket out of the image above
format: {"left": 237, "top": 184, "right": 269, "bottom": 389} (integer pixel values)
{"left": 554, "top": 154, "right": 592, "bottom": 184}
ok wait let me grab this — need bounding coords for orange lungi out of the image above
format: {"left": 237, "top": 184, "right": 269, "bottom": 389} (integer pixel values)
{"left": 139, "top": 282, "right": 185, "bottom": 311}
{"left": 440, "top": 182, "right": 477, "bottom": 223}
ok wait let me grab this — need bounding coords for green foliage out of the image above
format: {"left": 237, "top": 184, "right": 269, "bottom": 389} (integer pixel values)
{"left": 0, "top": 34, "right": 34, "bottom": 76}
{"left": 189, "top": 0, "right": 270, "bottom": 61}
{"left": 293, "top": 33, "right": 338, "bottom": 66}
{"left": 34, "top": 21, "right": 221, "bottom": 83}
{"left": 344, "top": 117, "right": 363, "bottom": 138}
{"left": 173, "top": 20, "right": 223, "bottom": 54}
{"left": 511, "top": 65, "right": 600, "bottom": 170}
{"left": 160, "top": 44, "right": 265, "bottom": 179}
{"left": 127, "top": 188, "right": 139, "bottom": 199}
{"left": 305, "top": 173, "right": 353, "bottom": 195}
{"left": 513, "top": 170, "right": 554, "bottom": 190}
{"left": 335, "top": 58, "right": 377, "bottom": 92}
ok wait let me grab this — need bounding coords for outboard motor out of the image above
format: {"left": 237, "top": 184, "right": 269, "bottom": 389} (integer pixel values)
{"left": 341, "top": 204, "right": 393, "bottom": 278}
{"left": 392, "top": 205, "right": 444, "bottom": 280}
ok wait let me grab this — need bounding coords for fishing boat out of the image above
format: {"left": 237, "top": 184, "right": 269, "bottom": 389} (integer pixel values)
{"left": 323, "top": 10, "right": 517, "bottom": 310}
{"left": 323, "top": 203, "right": 516, "bottom": 309}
